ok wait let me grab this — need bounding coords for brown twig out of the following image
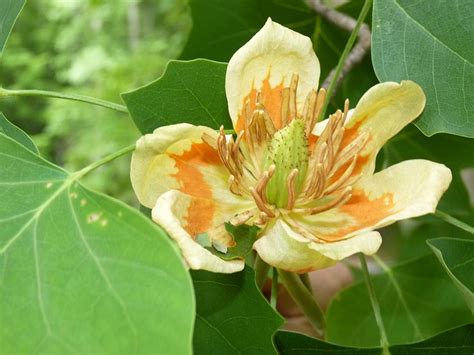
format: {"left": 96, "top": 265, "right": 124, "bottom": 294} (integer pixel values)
{"left": 308, "top": 0, "right": 371, "bottom": 92}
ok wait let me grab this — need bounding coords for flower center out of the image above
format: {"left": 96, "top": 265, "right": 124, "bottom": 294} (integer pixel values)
{"left": 263, "top": 119, "right": 308, "bottom": 208}
{"left": 204, "top": 73, "right": 369, "bottom": 227}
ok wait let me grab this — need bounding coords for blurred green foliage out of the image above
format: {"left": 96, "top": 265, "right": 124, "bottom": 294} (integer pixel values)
{"left": 0, "top": 0, "right": 190, "bottom": 203}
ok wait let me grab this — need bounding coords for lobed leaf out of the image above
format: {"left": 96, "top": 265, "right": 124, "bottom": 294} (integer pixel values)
{"left": 372, "top": 0, "right": 474, "bottom": 137}
{"left": 275, "top": 324, "right": 474, "bottom": 354}
{"left": 192, "top": 267, "right": 284, "bottom": 354}
{"left": 326, "top": 254, "right": 473, "bottom": 347}
{"left": 180, "top": 0, "right": 315, "bottom": 62}
{"left": 428, "top": 237, "right": 474, "bottom": 313}
{"left": 0, "top": 134, "right": 195, "bottom": 354}
{"left": 0, "top": 112, "right": 38, "bottom": 153}
{"left": 122, "top": 59, "right": 232, "bottom": 134}
{"left": 0, "top": 0, "right": 25, "bottom": 57}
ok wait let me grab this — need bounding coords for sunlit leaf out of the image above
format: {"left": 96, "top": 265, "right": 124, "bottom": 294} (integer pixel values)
{"left": 372, "top": 0, "right": 474, "bottom": 137}
{"left": 122, "top": 59, "right": 231, "bottom": 134}
{"left": 428, "top": 238, "right": 474, "bottom": 313}
{"left": 181, "top": 0, "right": 315, "bottom": 62}
{"left": 192, "top": 267, "right": 284, "bottom": 354}
{"left": 326, "top": 255, "right": 473, "bottom": 347}
{"left": 275, "top": 324, "right": 474, "bottom": 354}
{"left": 0, "top": 0, "right": 25, "bottom": 57}
{"left": 0, "top": 134, "right": 194, "bottom": 354}
{"left": 0, "top": 112, "right": 38, "bottom": 153}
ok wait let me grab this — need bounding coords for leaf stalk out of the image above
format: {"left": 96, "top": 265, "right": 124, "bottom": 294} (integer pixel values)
{"left": 318, "top": 0, "right": 373, "bottom": 120}
{"left": 73, "top": 144, "right": 136, "bottom": 179}
{"left": 278, "top": 269, "right": 325, "bottom": 337}
{"left": 434, "top": 210, "right": 474, "bottom": 235}
{"left": 0, "top": 87, "right": 128, "bottom": 113}
{"left": 359, "top": 254, "right": 391, "bottom": 355}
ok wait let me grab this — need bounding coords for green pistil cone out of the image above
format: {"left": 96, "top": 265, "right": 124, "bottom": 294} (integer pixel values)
{"left": 264, "top": 119, "right": 308, "bottom": 208}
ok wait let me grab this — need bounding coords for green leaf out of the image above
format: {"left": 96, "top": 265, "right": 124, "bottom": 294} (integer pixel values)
{"left": 0, "top": 0, "right": 25, "bottom": 56}
{"left": 326, "top": 254, "right": 473, "bottom": 347}
{"left": 208, "top": 223, "right": 259, "bottom": 261}
{"left": 0, "top": 112, "right": 38, "bottom": 153}
{"left": 0, "top": 134, "right": 195, "bottom": 354}
{"left": 192, "top": 267, "right": 284, "bottom": 354}
{"left": 275, "top": 324, "right": 474, "bottom": 354}
{"left": 180, "top": 0, "right": 315, "bottom": 62}
{"left": 372, "top": 0, "right": 474, "bottom": 137}
{"left": 428, "top": 238, "right": 474, "bottom": 313}
{"left": 122, "top": 59, "right": 232, "bottom": 134}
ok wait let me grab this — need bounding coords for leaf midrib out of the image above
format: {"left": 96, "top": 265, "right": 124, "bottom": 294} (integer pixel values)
{"left": 393, "top": 0, "right": 474, "bottom": 66}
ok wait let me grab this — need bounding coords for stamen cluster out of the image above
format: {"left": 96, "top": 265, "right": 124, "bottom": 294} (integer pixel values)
{"left": 203, "top": 73, "right": 369, "bottom": 229}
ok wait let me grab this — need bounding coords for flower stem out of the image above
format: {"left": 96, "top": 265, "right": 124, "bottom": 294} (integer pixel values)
{"left": 434, "top": 209, "right": 474, "bottom": 235}
{"left": 359, "top": 254, "right": 391, "bottom": 355}
{"left": 254, "top": 255, "right": 271, "bottom": 289}
{"left": 278, "top": 269, "right": 325, "bottom": 337}
{"left": 300, "top": 273, "right": 313, "bottom": 294}
{"left": 271, "top": 268, "right": 279, "bottom": 309}
{"left": 319, "top": 0, "right": 373, "bottom": 120}
{"left": 73, "top": 144, "right": 136, "bottom": 179}
{"left": 0, "top": 87, "right": 128, "bottom": 113}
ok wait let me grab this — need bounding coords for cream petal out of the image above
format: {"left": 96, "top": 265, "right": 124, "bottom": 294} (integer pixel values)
{"left": 226, "top": 18, "right": 320, "bottom": 130}
{"left": 339, "top": 80, "right": 426, "bottom": 177}
{"left": 299, "top": 159, "right": 452, "bottom": 242}
{"left": 253, "top": 219, "right": 382, "bottom": 272}
{"left": 152, "top": 190, "right": 244, "bottom": 273}
{"left": 131, "top": 123, "right": 227, "bottom": 208}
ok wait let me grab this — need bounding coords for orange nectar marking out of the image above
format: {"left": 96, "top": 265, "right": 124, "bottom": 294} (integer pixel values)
{"left": 339, "top": 117, "right": 365, "bottom": 150}
{"left": 308, "top": 133, "right": 319, "bottom": 150}
{"left": 328, "top": 154, "right": 370, "bottom": 185}
{"left": 236, "top": 70, "right": 285, "bottom": 132}
{"left": 171, "top": 142, "right": 222, "bottom": 238}
{"left": 321, "top": 189, "right": 394, "bottom": 242}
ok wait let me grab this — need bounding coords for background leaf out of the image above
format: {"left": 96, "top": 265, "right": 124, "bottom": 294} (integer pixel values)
{"left": 122, "top": 59, "right": 231, "bottom": 134}
{"left": 0, "top": 134, "right": 195, "bottom": 354}
{"left": 372, "top": 0, "right": 474, "bottom": 137}
{"left": 326, "top": 254, "right": 473, "bottom": 347}
{"left": 0, "top": 112, "right": 38, "bottom": 153}
{"left": 180, "top": 0, "right": 315, "bottom": 62}
{"left": 192, "top": 267, "right": 284, "bottom": 354}
{"left": 428, "top": 237, "right": 474, "bottom": 313}
{"left": 275, "top": 324, "right": 474, "bottom": 354}
{"left": 0, "top": 0, "right": 25, "bottom": 56}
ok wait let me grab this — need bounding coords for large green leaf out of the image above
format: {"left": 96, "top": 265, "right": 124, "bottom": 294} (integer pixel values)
{"left": 326, "top": 255, "right": 473, "bottom": 347}
{"left": 0, "top": 0, "right": 25, "bottom": 56}
{"left": 372, "top": 0, "right": 474, "bottom": 137}
{"left": 192, "top": 267, "right": 284, "bottom": 354}
{"left": 0, "top": 112, "right": 38, "bottom": 153}
{"left": 122, "top": 59, "right": 231, "bottom": 134}
{"left": 275, "top": 324, "right": 474, "bottom": 354}
{"left": 0, "top": 134, "right": 195, "bottom": 353}
{"left": 428, "top": 238, "right": 474, "bottom": 313}
{"left": 180, "top": 0, "right": 315, "bottom": 62}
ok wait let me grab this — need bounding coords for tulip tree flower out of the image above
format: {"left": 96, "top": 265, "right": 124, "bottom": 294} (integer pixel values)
{"left": 131, "top": 19, "right": 452, "bottom": 274}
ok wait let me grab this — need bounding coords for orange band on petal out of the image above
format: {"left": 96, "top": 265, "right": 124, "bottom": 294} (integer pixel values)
{"left": 236, "top": 72, "right": 285, "bottom": 132}
{"left": 321, "top": 189, "right": 394, "bottom": 241}
{"left": 339, "top": 119, "right": 365, "bottom": 149}
{"left": 171, "top": 142, "right": 222, "bottom": 236}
